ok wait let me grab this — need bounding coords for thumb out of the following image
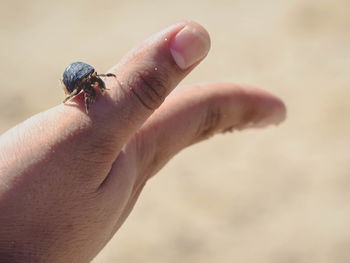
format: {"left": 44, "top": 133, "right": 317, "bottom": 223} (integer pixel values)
{"left": 99, "top": 21, "right": 211, "bottom": 154}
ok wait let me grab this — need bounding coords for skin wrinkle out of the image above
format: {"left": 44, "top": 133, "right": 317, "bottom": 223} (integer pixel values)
{"left": 139, "top": 74, "right": 162, "bottom": 98}
{"left": 196, "top": 103, "right": 222, "bottom": 140}
{"left": 124, "top": 64, "right": 172, "bottom": 111}
{"left": 97, "top": 151, "right": 136, "bottom": 192}
{"left": 76, "top": 133, "right": 117, "bottom": 166}
{"left": 130, "top": 86, "right": 154, "bottom": 110}
{"left": 190, "top": 88, "right": 237, "bottom": 143}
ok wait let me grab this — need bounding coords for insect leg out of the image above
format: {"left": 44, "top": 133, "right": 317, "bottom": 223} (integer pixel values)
{"left": 84, "top": 91, "right": 91, "bottom": 113}
{"left": 63, "top": 89, "right": 79, "bottom": 103}
{"left": 90, "top": 86, "right": 96, "bottom": 103}
{"left": 96, "top": 73, "right": 116, "bottom": 78}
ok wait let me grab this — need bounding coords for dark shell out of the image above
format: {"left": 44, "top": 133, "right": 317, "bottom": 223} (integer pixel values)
{"left": 62, "top": 62, "right": 95, "bottom": 92}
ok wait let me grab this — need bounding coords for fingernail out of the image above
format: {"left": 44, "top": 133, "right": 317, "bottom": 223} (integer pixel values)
{"left": 170, "top": 24, "right": 210, "bottom": 70}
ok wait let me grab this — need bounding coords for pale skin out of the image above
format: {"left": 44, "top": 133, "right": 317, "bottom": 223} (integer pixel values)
{"left": 0, "top": 21, "right": 286, "bottom": 262}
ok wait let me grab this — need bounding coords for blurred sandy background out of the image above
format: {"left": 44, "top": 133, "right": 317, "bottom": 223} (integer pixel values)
{"left": 1, "top": 0, "right": 350, "bottom": 262}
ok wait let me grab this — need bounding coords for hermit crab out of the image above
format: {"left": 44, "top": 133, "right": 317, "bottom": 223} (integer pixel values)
{"left": 62, "top": 62, "right": 116, "bottom": 113}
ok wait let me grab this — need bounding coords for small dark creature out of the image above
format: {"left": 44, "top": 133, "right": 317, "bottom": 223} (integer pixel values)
{"left": 62, "top": 62, "right": 116, "bottom": 113}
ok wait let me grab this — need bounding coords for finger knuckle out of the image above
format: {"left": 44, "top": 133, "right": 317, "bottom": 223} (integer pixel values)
{"left": 126, "top": 68, "right": 169, "bottom": 110}
{"left": 196, "top": 106, "right": 222, "bottom": 140}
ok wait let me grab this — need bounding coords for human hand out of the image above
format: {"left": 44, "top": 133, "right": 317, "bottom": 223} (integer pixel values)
{"left": 0, "top": 21, "right": 286, "bottom": 262}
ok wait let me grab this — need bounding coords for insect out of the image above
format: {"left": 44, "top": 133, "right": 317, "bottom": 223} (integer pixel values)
{"left": 62, "top": 62, "right": 116, "bottom": 113}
